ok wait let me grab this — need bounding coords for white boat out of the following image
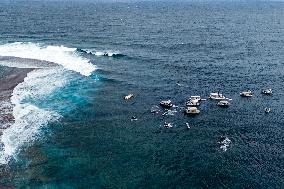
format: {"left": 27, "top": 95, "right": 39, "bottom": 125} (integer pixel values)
{"left": 264, "top": 107, "right": 271, "bottom": 113}
{"left": 209, "top": 92, "right": 226, "bottom": 100}
{"left": 186, "top": 123, "right": 191, "bottom": 129}
{"left": 240, "top": 90, "right": 252, "bottom": 97}
{"left": 131, "top": 116, "right": 138, "bottom": 121}
{"left": 184, "top": 107, "right": 200, "bottom": 115}
{"left": 160, "top": 100, "right": 173, "bottom": 108}
{"left": 217, "top": 100, "right": 230, "bottom": 107}
{"left": 124, "top": 93, "right": 134, "bottom": 100}
{"left": 164, "top": 122, "right": 173, "bottom": 128}
{"left": 262, "top": 89, "right": 272, "bottom": 95}
{"left": 190, "top": 96, "right": 201, "bottom": 101}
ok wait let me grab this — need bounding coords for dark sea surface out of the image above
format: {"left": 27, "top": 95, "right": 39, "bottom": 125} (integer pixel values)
{"left": 0, "top": 1, "right": 283, "bottom": 188}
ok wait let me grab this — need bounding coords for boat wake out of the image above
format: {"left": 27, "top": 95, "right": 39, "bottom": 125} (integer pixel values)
{"left": 0, "top": 42, "right": 96, "bottom": 164}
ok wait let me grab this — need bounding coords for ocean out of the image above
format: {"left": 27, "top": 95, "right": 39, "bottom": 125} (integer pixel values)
{"left": 0, "top": 0, "right": 283, "bottom": 188}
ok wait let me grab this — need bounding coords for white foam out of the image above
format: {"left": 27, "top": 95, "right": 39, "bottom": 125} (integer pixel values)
{"left": 0, "top": 42, "right": 96, "bottom": 76}
{"left": 0, "top": 68, "right": 67, "bottom": 164}
{"left": 94, "top": 50, "right": 121, "bottom": 57}
{"left": 0, "top": 104, "right": 61, "bottom": 164}
{"left": 218, "top": 137, "right": 231, "bottom": 152}
{"left": 11, "top": 68, "right": 67, "bottom": 104}
{"left": 162, "top": 109, "right": 177, "bottom": 116}
{"left": 0, "top": 42, "right": 96, "bottom": 164}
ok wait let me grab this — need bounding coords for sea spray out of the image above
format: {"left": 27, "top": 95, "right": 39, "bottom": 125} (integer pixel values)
{"left": 0, "top": 42, "right": 96, "bottom": 76}
{"left": 0, "top": 42, "right": 97, "bottom": 164}
{"left": 76, "top": 48, "right": 124, "bottom": 57}
{"left": 0, "top": 68, "right": 66, "bottom": 164}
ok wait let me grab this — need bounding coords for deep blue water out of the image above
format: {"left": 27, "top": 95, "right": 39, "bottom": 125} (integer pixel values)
{"left": 0, "top": 1, "right": 284, "bottom": 188}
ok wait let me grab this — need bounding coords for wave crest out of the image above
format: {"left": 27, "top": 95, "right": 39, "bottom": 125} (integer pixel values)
{"left": 0, "top": 42, "right": 96, "bottom": 76}
{"left": 77, "top": 48, "right": 125, "bottom": 57}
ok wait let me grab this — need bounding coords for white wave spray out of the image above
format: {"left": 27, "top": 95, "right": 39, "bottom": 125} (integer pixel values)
{"left": 0, "top": 42, "right": 96, "bottom": 164}
{"left": 0, "top": 68, "right": 66, "bottom": 164}
{"left": 0, "top": 42, "right": 96, "bottom": 76}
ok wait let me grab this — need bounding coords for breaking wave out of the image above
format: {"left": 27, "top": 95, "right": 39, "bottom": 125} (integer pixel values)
{"left": 0, "top": 42, "right": 96, "bottom": 76}
{"left": 0, "top": 42, "right": 96, "bottom": 164}
{"left": 77, "top": 48, "right": 125, "bottom": 57}
{"left": 0, "top": 68, "right": 66, "bottom": 164}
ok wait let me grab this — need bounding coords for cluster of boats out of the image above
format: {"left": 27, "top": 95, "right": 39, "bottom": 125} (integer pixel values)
{"left": 159, "top": 92, "right": 229, "bottom": 116}
{"left": 124, "top": 88, "right": 273, "bottom": 127}
{"left": 159, "top": 89, "right": 273, "bottom": 118}
{"left": 240, "top": 89, "right": 272, "bottom": 97}
{"left": 238, "top": 89, "right": 273, "bottom": 113}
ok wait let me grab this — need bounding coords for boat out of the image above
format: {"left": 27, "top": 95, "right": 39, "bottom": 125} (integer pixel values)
{"left": 124, "top": 93, "right": 134, "bottom": 100}
{"left": 176, "top": 81, "right": 182, "bottom": 86}
{"left": 184, "top": 107, "right": 200, "bottom": 115}
{"left": 209, "top": 92, "right": 226, "bottom": 100}
{"left": 131, "top": 116, "right": 138, "bottom": 121}
{"left": 264, "top": 107, "right": 271, "bottom": 113}
{"left": 262, "top": 89, "right": 272, "bottom": 95}
{"left": 240, "top": 90, "right": 252, "bottom": 97}
{"left": 164, "top": 122, "right": 173, "bottom": 128}
{"left": 217, "top": 100, "right": 230, "bottom": 107}
{"left": 160, "top": 100, "right": 173, "bottom": 108}
{"left": 186, "top": 122, "right": 191, "bottom": 129}
{"left": 190, "top": 96, "right": 201, "bottom": 101}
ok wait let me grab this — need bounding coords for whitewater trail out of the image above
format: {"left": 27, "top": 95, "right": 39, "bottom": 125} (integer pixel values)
{"left": 0, "top": 42, "right": 96, "bottom": 164}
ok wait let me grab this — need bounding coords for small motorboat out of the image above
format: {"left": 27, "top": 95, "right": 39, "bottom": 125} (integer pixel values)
{"left": 131, "top": 116, "right": 138, "bottom": 121}
{"left": 217, "top": 100, "right": 230, "bottom": 107}
{"left": 124, "top": 93, "right": 134, "bottom": 100}
{"left": 186, "top": 122, "right": 191, "bottom": 129}
{"left": 164, "top": 122, "right": 173, "bottom": 128}
{"left": 160, "top": 100, "right": 173, "bottom": 108}
{"left": 209, "top": 92, "right": 226, "bottom": 100}
{"left": 176, "top": 81, "right": 182, "bottom": 86}
{"left": 264, "top": 107, "right": 271, "bottom": 113}
{"left": 240, "top": 90, "right": 252, "bottom": 97}
{"left": 190, "top": 96, "right": 201, "bottom": 101}
{"left": 184, "top": 107, "right": 200, "bottom": 115}
{"left": 262, "top": 89, "right": 272, "bottom": 95}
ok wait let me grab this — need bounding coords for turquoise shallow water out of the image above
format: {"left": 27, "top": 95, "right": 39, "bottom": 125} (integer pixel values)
{"left": 0, "top": 1, "right": 284, "bottom": 188}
